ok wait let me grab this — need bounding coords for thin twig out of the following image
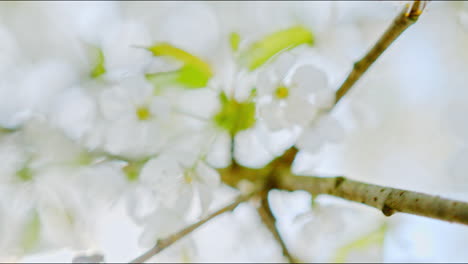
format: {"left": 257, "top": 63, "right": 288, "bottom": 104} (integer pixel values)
{"left": 335, "top": 0, "right": 428, "bottom": 104}
{"left": 277, "top": 172, "right": 468, "bottom": 226}
{"left": 256, "top": 191, "right": 298, "bottom": 263}
{"left": 129, "top": 191, "right": 257, "bottom": 263}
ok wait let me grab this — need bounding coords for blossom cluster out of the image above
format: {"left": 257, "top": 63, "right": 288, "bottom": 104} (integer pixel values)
{"left": 2, "top": 1, "right": 461, "bottom": 262}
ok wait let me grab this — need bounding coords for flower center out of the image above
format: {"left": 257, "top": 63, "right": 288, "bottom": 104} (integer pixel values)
{"left": 275, "top": 86, "right": 289, "bottom": 99}
{"left": 214, "top": 92, "right": 256, "bottom": 135}
{"left": 184, "top": 170, "right": 194, "bottom": 184}
{"left": 16, "top": 166, "right": 33, "bottom": 182}
{"left": 122, "top": 160, "right": 146, "bottom": 182}
{"left": 136, "top": 106, "right": 152, "bottom": 121}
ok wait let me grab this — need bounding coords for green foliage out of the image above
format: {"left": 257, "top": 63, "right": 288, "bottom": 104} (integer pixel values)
{"left": 147, "top": 43, "right": 213, "bottom": 89}
{"left": 240, "top": 25, "right": 314, "bottom": 71}
{"left": 146, "top": 64, "right": 211, "bottom": 90}
{"left": 146, "top": 71, "right": 180, "bottom": 92}
{"left": 176, "top": 64, "right": 212, "bottom": 88}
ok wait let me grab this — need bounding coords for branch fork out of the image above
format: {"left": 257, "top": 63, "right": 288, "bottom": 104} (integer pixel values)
{"left": 129, "top": 2, "right": 468, "bottom": 263}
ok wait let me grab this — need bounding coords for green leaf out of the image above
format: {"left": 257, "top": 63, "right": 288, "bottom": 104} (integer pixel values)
{"left": 147, "top": 43, "right": 213, "bottom": 89}
{"left": 240, "top": 25, "right": 314, "bottom": 71}
{"left": 176, "top": 64, "right": 211, "bottom": 88}
{"left": 21, "top": 211, "right": 41, "bottom": 253}
{"left": 146, "top": 64, "right": 210, "bottom": 90}
{"left": 90, "top": 48, "right": 106, "bottom": 79}
{"left": 148, "top": 43, "right": 212, "bottom": 77}
{"left": 146, "top": 71, "right": 180, "bottom": 92}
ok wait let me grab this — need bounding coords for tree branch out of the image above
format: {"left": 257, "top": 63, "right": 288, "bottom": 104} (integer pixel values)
{"left": 256, "top": 191, "right": 298, "bottom": 263}
{"left": 335, "top": 0, "right": 428, "bottom": 104}
{"left": 129, "top": 191, "right": 257, "bottom": 263}
{"left": 277, "top": 172, "right": 468, "bottom": 226}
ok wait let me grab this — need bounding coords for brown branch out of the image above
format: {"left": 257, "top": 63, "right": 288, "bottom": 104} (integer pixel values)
{"left": 277, "top": 172, "right": 468, "bottom": 226}
{"left": 335, "top": 0, "right": 428, "bottom": 104}
{"left": 129, "top": 191, "right": 257, "bottom": 263}
{"left": 256, "top": 191, "right": 298, "bottom": 263}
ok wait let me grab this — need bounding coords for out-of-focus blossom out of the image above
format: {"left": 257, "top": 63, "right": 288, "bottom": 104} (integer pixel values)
{"left": 256, "top": 53, "right": 334, "bottom": 131}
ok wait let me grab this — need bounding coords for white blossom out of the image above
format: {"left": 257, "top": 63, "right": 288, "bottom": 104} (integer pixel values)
{"left": 297, "top": 114, "right": 344, "bottom": 154}
{"left": 0, "top": 1, "right": 466, "bottom": 263}
{"left": 257, "top": 53, "right": 334, "bottom": 131}
{"left": 140, "top": 153, "right": 221, "bottom": 216}
{"left": 92, "top": 76, "right": 173, "bottom": 158}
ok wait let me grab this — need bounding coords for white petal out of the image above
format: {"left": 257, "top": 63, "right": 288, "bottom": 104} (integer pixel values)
{"left": 290, "top": 64, "right": 335, "bottom": 109}
{"left": 124, "top": 186, "right": 159, "bottom": 224}
{"left": 138, "top": 207, "right": 185, "bottom": 248}
{"left": 78, "top": 162, "right": 127, "bottom": 206}
{"left": 155, "top": 2, "right": 219, "bottom": 58}
{"left": 102, "top": 21, "right": 153, "bottom": 76}
{"left": 196, "top": 183, "right": 214, "bottom": 215}
{"left": 234, "top": 129, "right": 275, "bottom": 168}
{"left": 291, "top": 65, "right": 328, "bottom": 94}
{"left": 173, "top": 184, "right": 195, "bottom": 215}
{"left": 173, "top": 88, "right": 220, "bottom": 120}
{"left": 99, "top": 88, "right": 133, "bottom": 121}
{"left": 284, "top": 96, "right": 318, "bottom": 127}
{"left": 254, "top": 123, "right": 298, "bottom": 156}
{"left": 205, "top": 130, "right": 232, "bottom": 169}
{"left": 149, "top": 96, "right": 172, "bottom": 121}
{"left": 0, "top": 135, "right": 27, "bottom": 181}
{"left": 258, "top": 102, "right": 288, "bottom": 131}
{"left": 272, "top": 52, "right": 296, "bottom": 78}
{"left": 38, "top": 189, "right": 95, "bottom": 250}
{"left": 233, "top": 70, "right": 257, "bottom": 102}
{"left": 195, "top": 161, "right": 220, "bottom": 188}
{"left": 140, "top": 155, "right": 186, "bottom": 207}
{"left": 256, "top": 71, "right": 277, "bottom": 97}
{"left": 65, "top": 2, "right": 120, "bottom": 45}
{"left": 49, "top": 87, "right": 96, "bottom": 141}
{"left": 19, "top": 60, "right": 78, "bottom": 115}
{"left": 297, "top": 115, "right": 344, "bottom": 154}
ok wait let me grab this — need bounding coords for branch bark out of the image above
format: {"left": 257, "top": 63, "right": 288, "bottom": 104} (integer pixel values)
{"left": 335, "top": 0, "right": 428, "bottom": 104}
{"left": 129, "top": 191, "right": 257, "bottom": 263}
{"left": 277, "top": 172, "right": 468, "bottom": 226}
{"left": 256, "top": 191, "right": 298, "bottom": 263}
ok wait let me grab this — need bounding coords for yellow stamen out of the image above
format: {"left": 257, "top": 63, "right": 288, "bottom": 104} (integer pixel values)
{"left": 136, "top": 106, "right": 152, "bottom": 121}
{"left": 184, "top": 170, "right": 193, "bottom": 184}
{"left": 275, "top": 86, "right": 289, "bottom": 99}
